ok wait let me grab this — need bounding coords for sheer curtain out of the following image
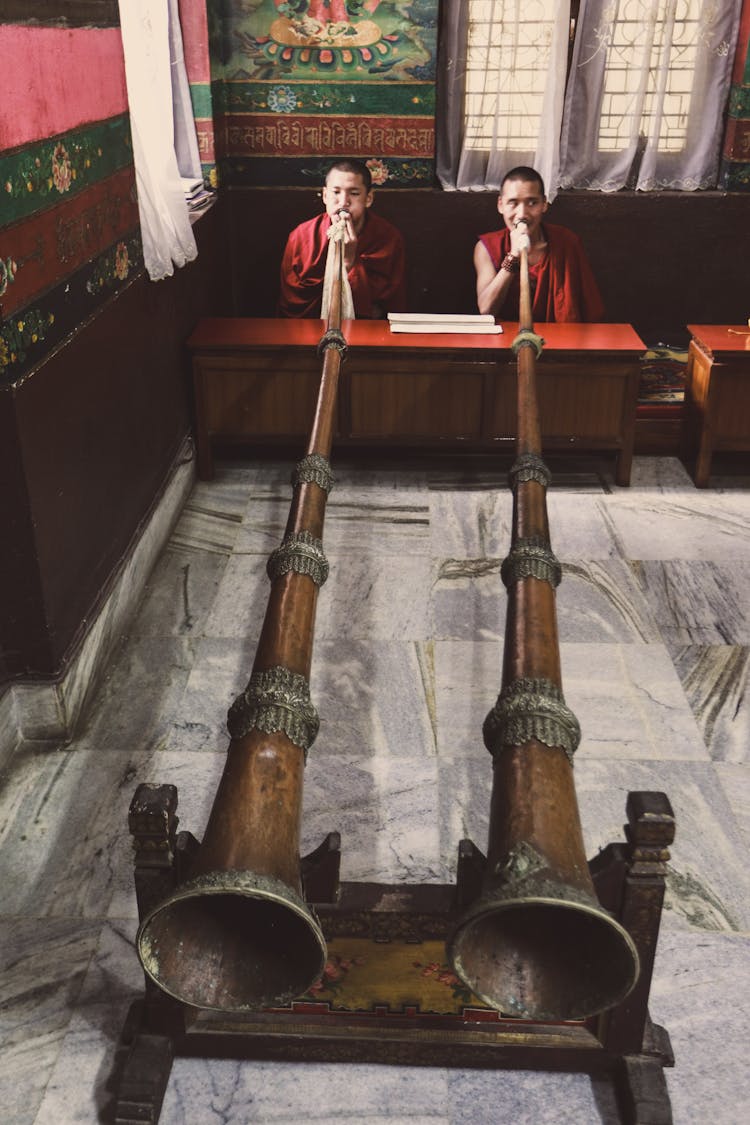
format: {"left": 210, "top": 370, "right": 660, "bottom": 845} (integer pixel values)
{"left": 118, "top": 0, "right": 197, "bottom": 280}
{"left": 437, "top": 1, "right": 571, "bottom": 200}
{"left": 559, "top": 0, "right": 742, "bottom": 191}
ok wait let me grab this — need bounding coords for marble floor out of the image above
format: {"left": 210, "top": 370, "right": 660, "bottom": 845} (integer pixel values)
{"left": 1, "top": 451, "right": 749, "bottom": 1125}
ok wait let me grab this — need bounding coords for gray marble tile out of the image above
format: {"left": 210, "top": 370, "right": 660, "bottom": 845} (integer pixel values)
{"left": 202, "top": 552, "right": 271, "bottom": 641}
{"left": 446, "top": 1067, "right": 622, "bottom": 1125}
{"left": 636, "top": 560, "right": 750, "bottom": 644}
{"left": 32, "top": 919, "right": 144, "bottom": 1125}
{"left": 130, "top": 540, "right": 232, "bottom": 639}
{"left": 205, "top": 550, "right": 433, "bottom": 646}
{"left": 434, "top": 641, "right": 708, "bottom": 765}
{"left": 715, "top": 763, "right": 750, "bottom": 859}
{"left": 161, "top": 1059, "right": 449, "bottom": 1124}
{"left": 436, "top": 758, "right": 750, "bottom": 934}
{"left": 563, "top": 642, "right": 709, "bottom": 761}
{"left": 672, "top": 645, "right": 750, "bottom": 763}
{"left": 302, "top": 753, "right": 444, "bottom": 884}
{"left": 432, "top": 557, "right": 661, "bottom": 644}
{"left": 547, "top": 493, "right": 622, "bottom": 561}
{"left": 623, "top": 455, "right": 697, "bottom": 492}
{"left": 320, "top": 553, "right": 433, "bottom": 641}
{"left": 0, "top": 745, "right": 150, "bottom": 918}
{"left": 649, "top": 931, "right": 750, "bottom": 1125}
{"left": 234, "top": 485, "right": 431, "bottom": 559}
{"left": 158, "top": 637, "right": 251, "bottom": 753}
{"left": 606, "top": 493, "right": 750, "bottom": 560}
{"left": 428, "top": 487, "right": 511, "bottom": 559}
{"left": 75, "top": 635, "right": 198, "bottom": 754}
{"left": 431, "top": 558, "right": 506, "bottom": 642}
{"left": 0, "top": 684, "right": 20, "bottom": 769}
{"left": 312, "top": 639, "right": 437, "bottom": 759}
{"left": 0, "top": 918, "right": 101, "bottom": 1125}
{"left": 558, "top": 559, "right": 664, "bottom": 643}
{"left": 333, "top": 457, "right": 430, "bottom": 493}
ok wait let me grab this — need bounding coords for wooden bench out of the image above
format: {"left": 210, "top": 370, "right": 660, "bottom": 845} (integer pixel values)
{"left": 187, "top": 318, "right": 645, "bottom": 485}
{"left": 682, "top": 324, "right": 750, "bottom": 486}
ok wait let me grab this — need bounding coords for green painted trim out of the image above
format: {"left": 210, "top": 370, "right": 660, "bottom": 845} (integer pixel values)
{"left": 728, "top": 83, "right": 750, "bottom": 118}
{"left": 720, "top": 161, "right": 750, "bottom": 190}
{"left": 216, "top": 80, "right": 435, "bottom": 117}
{"left": 189, "top": 82, "right": 214, "bottom": 121}
{"left": 218, "top": 154, "right": 435, "bottom": 188}
{"left": 0, "top": 115, "right": 133, "bottom": 228}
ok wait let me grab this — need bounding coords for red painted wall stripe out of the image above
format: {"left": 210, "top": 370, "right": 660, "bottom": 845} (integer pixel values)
{"left": 0, "top": 166, "right": 138, "bottom": 317}
{"left": 1, "top": 26, "right": 128, "bottom": 150}
{"left": 179, "top": 0, "right": 211, "bottom": 83}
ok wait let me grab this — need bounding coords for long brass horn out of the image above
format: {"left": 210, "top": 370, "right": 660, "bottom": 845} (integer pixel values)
{"left": 447, "top": 226, "right": 640, "bottom": 1021}
{"left": 135, "top": 229, "right": 351, "bottom": 1012}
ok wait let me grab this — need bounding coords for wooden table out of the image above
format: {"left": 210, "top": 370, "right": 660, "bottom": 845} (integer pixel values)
{"left": 684, "top": 324, "right": 750, "bottom": 486}
{"left": 187, "top": 319, "right": 644, "bottom": 485}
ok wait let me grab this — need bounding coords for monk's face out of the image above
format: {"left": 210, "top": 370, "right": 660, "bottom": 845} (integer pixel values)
{"left": 498, "top": 178, "right": 549, "bottom": 241}
{"left": 323, "top": 169, "right": 373, "bottom": 233}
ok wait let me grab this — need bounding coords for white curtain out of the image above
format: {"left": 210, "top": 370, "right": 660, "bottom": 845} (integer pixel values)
{"left": 168, "top": 0, "right": 202, "bottom": 179}
{"left": 118, "top": 0, "right": 197, "bottom": 280}
{"left": 559, "top": 0, "right": 742, "bottom": 192}
{"left": 437, "top": 1, "right": 571, "bottom": 200}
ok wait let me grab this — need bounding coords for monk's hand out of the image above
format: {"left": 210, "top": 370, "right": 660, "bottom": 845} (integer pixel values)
{"left": 510, "top": 220, "right": 530, "bottom": 258}
{"left": 335, "top": 209, "right": 357, "bottom": 269}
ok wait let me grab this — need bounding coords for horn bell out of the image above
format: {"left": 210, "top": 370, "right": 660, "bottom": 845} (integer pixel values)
{"left": 137, "top": 870, "right": 327, "bottom": 1012}
{"left": 448, "top": 876, "right": 640, "bottom": 1022}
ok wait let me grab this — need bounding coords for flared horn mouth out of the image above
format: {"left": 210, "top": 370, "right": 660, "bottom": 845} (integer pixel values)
{"left": 448, "top": 891, "right": 640, "bottom": 1022}
{"left": 137, "top": 870, "right": 327, "bottom": 1012}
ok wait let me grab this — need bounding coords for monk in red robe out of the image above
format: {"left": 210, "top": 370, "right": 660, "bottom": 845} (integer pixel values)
{"left": 475, "top": 166, "right": 604, "bottom": 323}
{"left": 279, "top": 159, "right": 406, "bottom": 319}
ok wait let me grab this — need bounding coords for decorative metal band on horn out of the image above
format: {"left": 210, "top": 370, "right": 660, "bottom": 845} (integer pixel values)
{"left": 317, "top": 328, "right": 347, "bottom": 357}
{"left": 227, "top": 665, "right": 320, "bottom": 754}
{"left": 511, "top": 329, "right": 545, "bottom": 358}
{"left": 483, "top": 677, "right": 581, "bottom": 763}
{"left": 267, "top": 530, "right": 329, "bottom": 587}
{"left": 292, "top": 453, "right": 335, "bottom": 495}
{"left": 508, "top": 452, "right": 552, "bottom": 491}
{"left": 501, "top": 536, "right": 562, "bottom": 589}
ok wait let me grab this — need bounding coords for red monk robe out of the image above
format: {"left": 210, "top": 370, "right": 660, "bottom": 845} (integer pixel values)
{"left": 478, "top": 224, "right": 605, "bottom": 323}
{"left": 278, "top": 211, "right": 406, "bottom": 319}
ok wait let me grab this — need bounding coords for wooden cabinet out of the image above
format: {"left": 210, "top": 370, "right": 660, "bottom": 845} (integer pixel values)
{"left": 683, "top": 325, "right": 750, "bottom": 486}
{"left": 188, "top": 319, "right": 644, "bottom": 485}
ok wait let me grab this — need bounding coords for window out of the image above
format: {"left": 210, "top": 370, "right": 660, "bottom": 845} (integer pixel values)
{"left": 438, "top": 0, "right": 742, "bottom": 195}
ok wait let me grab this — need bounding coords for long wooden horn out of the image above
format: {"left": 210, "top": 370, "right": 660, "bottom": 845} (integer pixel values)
{"left": 135, "top": 229, "right": 350, "bottom": 1011}
{"left": 447, "top": 226, "right": 640, "bottom": 1021}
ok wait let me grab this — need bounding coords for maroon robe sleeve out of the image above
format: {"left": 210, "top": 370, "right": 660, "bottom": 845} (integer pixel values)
{"left": 347, "top": 213, "right": 407, "bottom": 317}
{"left": 545, "top": 226, "right": 605, "bottom": 323}
{"left": 278, "top": 215, "right": 328, "bottom": 319}
{"left": 279, "top": 212, "right": 406, "bottom": 319}
{"left": 477, "top": 224, "right": 604, "bottom": 323}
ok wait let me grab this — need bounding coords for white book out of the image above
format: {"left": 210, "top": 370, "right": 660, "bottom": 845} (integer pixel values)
{"left": 388, "top": 312, "right": 496, "bottom": 324}
{"left": 389, "top": 322, "right": 503, "bottom": 334}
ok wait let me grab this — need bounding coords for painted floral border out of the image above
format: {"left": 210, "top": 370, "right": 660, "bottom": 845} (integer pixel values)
{"left": 1, "top": 233, "right": 143, "bottom": 382}
{"left": 0, "top": 115, "right": 133, "bottom": 227}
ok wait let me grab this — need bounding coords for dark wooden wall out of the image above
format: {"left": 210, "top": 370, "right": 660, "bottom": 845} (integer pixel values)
{"left": 0, "top": 202, "right": 230, "bottom": 684}
{"left": 228, "top": 187, "right": 750, "bottom": 342}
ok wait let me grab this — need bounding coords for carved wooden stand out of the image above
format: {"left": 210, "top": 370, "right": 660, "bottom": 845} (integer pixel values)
{"left": 112, "top": 786, "right": 675, "bottom": 1125}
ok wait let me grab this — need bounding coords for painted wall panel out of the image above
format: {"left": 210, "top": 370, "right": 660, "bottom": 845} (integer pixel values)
{"left": 210, "top": 0, "right": 438, "bottom": 187}
{"left": 1, "top": 25, "right": 127, "bottom": 150}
